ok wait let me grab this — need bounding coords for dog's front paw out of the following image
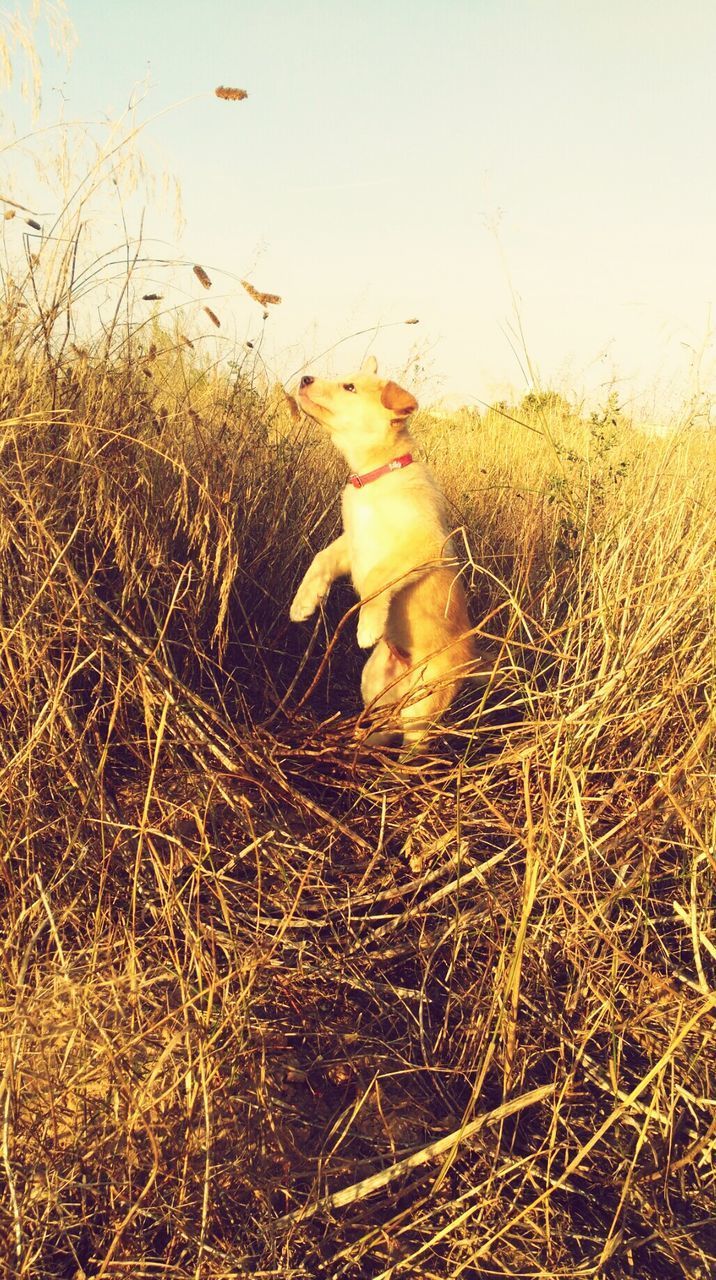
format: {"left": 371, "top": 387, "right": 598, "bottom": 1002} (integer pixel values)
{"left": 357, "top": 604, "right": 387, "bottom": 648}
{"left": 290, "top": 586, "right": 320, "bottom": 622}
{"left": 290, "top": 572, "right": 329, "bottom": 622}
{"left": 289, "top": 593, "right": 315, "bottom": 623}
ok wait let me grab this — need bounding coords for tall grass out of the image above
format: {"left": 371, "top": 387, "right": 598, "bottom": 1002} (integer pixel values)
{"left": 1, "top": 123, "right": 715, "bottom": 1280}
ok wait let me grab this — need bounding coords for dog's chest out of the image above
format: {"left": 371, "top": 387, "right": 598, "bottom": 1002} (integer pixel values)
{"left": 342, "top": 476, "right": 434, "bottom": 588}
{"left": 342, "top": 488, "right": 385, "bottom": 582}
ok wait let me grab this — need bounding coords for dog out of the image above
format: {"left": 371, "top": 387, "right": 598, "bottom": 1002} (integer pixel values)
{"left": 289, "top": 356, "right": 475, "bottom": 748}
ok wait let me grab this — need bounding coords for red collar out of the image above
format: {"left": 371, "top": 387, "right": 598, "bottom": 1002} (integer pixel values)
{"left": 348, "top": 452, "right": 413, "bottom": 489}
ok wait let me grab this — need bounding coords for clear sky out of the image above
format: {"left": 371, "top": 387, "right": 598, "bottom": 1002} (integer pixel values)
{"left": 5, "top": 0, "right": 716, "bottom": 415}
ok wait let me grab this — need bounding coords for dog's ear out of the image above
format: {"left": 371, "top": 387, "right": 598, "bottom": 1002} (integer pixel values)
{"left": 361, "top": 355, "right": 378, "bottom": 375}
{"left": 381, "top": 380, "right": 418, "bottom": 418}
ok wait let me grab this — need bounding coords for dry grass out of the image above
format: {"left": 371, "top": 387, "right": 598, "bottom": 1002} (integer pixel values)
{"left": 0, "top": 258, "right": 714, "bottom": 1280}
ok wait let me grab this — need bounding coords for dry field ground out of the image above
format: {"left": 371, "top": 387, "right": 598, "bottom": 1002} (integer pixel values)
{"left": 0, "top": 266, "right": 714, "bottom": 1277}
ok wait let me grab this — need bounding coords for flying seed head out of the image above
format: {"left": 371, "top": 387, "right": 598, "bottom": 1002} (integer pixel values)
{"left": 215, "top": 86, "right": 248, "bottom": 101}
{"left": 203, "top": 306, "right": 221, "bottom": 328}
{"left": 240, "top": 279, "right": 282, "bottom": 307}
{"left": 193, "top": 264, "right": 212, "bottom": 290}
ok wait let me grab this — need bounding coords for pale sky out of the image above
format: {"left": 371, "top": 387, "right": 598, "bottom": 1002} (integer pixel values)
{"left": 6, "top": 0, "right": 716, "bottom": 415}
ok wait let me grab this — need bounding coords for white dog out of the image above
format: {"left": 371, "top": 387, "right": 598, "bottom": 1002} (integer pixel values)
{"left": 290, "top": 357, "right": 474, "bottom": 747}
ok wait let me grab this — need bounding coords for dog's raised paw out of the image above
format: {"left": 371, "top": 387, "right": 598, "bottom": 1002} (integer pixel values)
{"left": 290, "top": 570, "right": 330, "bottom": 622}
{"left": 356, "top": 605, "right": 386, "bottom": 648}
{"left": 289, "top": 595, "right": 314, "bottom": 622}
{"left": 289, "top": 588, "right": 320, "bottom": 622}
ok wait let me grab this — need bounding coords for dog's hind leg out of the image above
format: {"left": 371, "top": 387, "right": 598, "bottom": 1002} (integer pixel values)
{"left": 398, "top": 685, "right": 456, "bottom": 750}
{"left": 359, "top": 642, "right": 412, "bottom": 746}
{"left": 397, "top": 648, "right": 471, "bottom": 751}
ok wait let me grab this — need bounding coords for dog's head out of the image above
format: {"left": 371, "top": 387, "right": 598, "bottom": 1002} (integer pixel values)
{"left": 297, "top": 357, "right": 418, "bottom": 450}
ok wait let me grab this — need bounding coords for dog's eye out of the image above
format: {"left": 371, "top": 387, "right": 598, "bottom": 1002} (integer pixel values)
{"left": 342, "top": 383, "right": 356, "bottom": 393}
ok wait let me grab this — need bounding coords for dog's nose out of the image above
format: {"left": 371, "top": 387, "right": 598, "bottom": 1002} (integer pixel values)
{"left": 300, "top": 375, "right": 314, "bottom": 388}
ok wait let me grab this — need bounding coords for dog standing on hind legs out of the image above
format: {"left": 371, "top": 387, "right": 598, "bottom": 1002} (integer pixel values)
{"left": 289, "top": 356, "right": 475, "bottom": 749}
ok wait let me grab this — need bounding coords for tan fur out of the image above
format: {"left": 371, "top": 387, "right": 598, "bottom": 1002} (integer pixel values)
{"left": 289, "top": 356, "right": 475, "bottom": 748}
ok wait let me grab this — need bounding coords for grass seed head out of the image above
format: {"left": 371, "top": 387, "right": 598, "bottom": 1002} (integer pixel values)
{"left": 283, "top": 391, "right": 301, "bottom": 421}
{"left": 240, "top": 278, "right": 282, "bottom": 307}
{"left": 193, "top": 263, "right": 212, "bottom": 290}
{"left": 215, "top": 85, "right": 248, "bottom": 101}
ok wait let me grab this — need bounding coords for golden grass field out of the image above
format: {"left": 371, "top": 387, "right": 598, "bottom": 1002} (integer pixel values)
{"left": 0, "top": 285, "right": 714, "bottom": 1278}
{"left": 0, "top": 44, "right": 714, "bottom": 1265}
